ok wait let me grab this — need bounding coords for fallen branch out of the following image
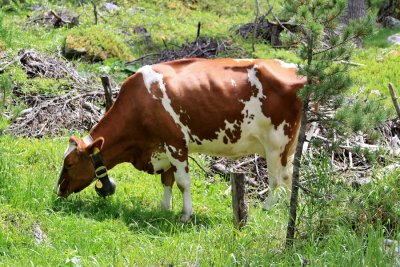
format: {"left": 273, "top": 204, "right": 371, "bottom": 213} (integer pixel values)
{"left": 0, "top": 59, "right": 17, "bottom": 74}
{"left": 336, "top": 60, "right": 365, "bottom": 67}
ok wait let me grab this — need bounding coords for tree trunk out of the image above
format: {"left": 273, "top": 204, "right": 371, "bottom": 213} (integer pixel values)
{"left": 347, "top": 0, "right": 367, "bottom": 21}
{"left": 286, "top": 102, "right": 308, "bottom": 247}
{"left": 344, "top": 0, "right": 367, "bottom": 47}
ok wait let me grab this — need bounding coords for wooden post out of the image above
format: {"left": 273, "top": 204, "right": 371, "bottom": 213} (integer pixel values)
{"left": 389, "top": 83, "right": 400, "bottom": 120}
{"left": 100, "top": 76, "right": 113, "bottom": 112}
{"left": 231, "top": 172, "right": 248, "bottom": 229}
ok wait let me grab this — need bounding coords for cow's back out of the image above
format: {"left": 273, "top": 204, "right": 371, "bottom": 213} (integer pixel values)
{"left": 143, "top": 58, "right": 305, "bottom": 158}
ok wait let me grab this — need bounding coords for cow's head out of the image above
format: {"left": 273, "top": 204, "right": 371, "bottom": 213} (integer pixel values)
{"left": 55, "top": 136, "right": 104, "bottom": 197}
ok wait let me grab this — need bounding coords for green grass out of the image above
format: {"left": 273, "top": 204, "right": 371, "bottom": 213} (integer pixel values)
{"left": 0, "top": 135, "right": 399, "bottom": 266}
{"left": 364, "top": 28, "right": 400, "bottom": 48}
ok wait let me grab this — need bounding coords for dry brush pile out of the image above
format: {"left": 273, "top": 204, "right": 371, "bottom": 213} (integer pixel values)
{"left": 5, "top": 49, "right": 117, "bottom": 137}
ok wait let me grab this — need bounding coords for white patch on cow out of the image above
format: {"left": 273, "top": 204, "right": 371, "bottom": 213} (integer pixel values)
{"left": 161, "top": 186, "right": 172, "bottom": 210}
{"left": 150, "top": 152, "right": 170, "bottom": 173}
{"left": 274, "top": 59, "right": 298, "bottom": 69}
{"left": 234, "top": 58, "right": 254, "bottom": 63}
{"left": 231, "top": 79, "right": 237, "bottom": 87}
{"left": 139, "top": 65, "right": 191, "bottom": 143}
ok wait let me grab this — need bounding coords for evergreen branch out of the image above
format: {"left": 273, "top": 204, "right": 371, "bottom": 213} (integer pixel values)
{"left": 312, "top": 35, "right": 360, "bottom": 56}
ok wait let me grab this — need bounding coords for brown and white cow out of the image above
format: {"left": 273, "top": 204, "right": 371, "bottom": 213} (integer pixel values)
{"left": 55, "top": 58, "right": 306, "bottom": 222}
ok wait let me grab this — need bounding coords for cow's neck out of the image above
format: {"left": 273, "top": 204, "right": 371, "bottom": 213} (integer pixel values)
{"left": 88, "top": 102, "right": 138, "bottom": 170}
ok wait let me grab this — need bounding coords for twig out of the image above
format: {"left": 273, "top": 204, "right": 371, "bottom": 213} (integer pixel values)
{"left": 90, "top": 0, "right": 98, "bottom": 25}
{"left": 125, "top": 53, "right": 160, "bottom": 65}
{"left": 188, "top": 155, "right": 210, "bottom": 176}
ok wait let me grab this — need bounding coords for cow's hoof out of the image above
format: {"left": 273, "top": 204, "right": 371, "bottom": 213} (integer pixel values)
{"left": 180, "top": 213, "right": 193, "bottom": 223}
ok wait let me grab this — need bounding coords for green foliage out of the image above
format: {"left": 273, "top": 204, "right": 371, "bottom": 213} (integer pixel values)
{"left": 64, "top": 26, "right": 134, "bottom": 62}
{"left": 282, "top": 0, "right": 373, "bottom": 105}
{"left": 335, "top": 95, "right": 391, "bottom": 139}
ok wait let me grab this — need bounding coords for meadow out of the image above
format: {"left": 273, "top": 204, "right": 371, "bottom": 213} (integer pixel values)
{"left": 1, "top": 0, "right": 400, "bottom": 266}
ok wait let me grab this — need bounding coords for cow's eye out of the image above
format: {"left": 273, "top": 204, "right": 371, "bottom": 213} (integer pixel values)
{"left": 65, "top": 163, "right": 73, "bottom": 169}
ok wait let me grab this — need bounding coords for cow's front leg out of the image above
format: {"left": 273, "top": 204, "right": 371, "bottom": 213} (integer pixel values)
{"left": 161, "top": 167, "right": 175, "bottom": 210}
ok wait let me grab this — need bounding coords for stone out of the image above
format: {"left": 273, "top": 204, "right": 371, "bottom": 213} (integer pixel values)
{"left": 388, "top": 34, "right": 400, "bottom": 45}
{"left": 382, "top": 16, "right": 400, "bottom": 29}
{"left": 127, "top": 7, "right": 145, "bottom": 14}
{"left": 103, "top": 2, "right": 119, "bottom": 13}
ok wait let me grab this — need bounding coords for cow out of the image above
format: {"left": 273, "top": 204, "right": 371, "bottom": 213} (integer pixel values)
{"left": 55, "top": 58, "right": 307, "bottom": 223}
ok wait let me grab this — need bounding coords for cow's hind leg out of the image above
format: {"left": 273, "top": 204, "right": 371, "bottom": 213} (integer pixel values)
{"left": 264, "top": 151, "right": 293, "bottom": 209}
{"left": 165, "top": 146, "right": 193, "bottom": 223}
{"left": 161, "top": 167, "right": 175, "bottom": 210}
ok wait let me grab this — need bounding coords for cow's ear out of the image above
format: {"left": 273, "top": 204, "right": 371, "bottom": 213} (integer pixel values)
{"left": 85, "top": 137, "right": 104, "bottom": 155}
{"left": 69, "top": 136, "right": 80, "bottom": 146}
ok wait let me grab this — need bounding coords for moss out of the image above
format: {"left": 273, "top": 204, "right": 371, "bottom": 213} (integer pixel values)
{"left": 64, "top": 26, "right": 134, "bottom": 62}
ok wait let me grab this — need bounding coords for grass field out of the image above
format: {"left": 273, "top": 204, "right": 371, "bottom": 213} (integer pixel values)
{"left": 1, "top": 0, "right": 400, "bottom": 266}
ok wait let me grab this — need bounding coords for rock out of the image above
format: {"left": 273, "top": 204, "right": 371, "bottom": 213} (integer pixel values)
{"left": 128, "top": 7, "right": 145, "bottom": 14}
{"left": 388, "top": 34, "right": 400, "bottom": 45}
{"left": 382, "top": 16, "right": 400, "bottom": 29}
{"left": 134, "top": 26, "right": 148, "bottom": 35}
{"left": 103, "top": 2, "right": 119, "bottom": 13}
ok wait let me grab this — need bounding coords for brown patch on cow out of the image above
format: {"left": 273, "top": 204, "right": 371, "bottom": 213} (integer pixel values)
{"left": 225, "top": 122, "right": 242, "bottom": 144}
{"left": 150, "top": 83, "right": 163, "bottom": 99}
{"left": 223, "top": 136, "right": 228, "bottom": 144}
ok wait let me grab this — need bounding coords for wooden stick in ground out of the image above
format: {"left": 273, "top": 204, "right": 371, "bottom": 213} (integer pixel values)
{"left": 100, "top": 76, "right": 113, "bottom": 111}
{"left": 389, "top": 83, "right": 400, "bottom": 119}
{"left": 195, "top": 22, "right": 201, "bottom": 42}
{"left": 231, "top": 172, "right": 248, "bottom": 229}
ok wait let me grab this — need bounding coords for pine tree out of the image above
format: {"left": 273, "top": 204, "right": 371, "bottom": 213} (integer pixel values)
{"left": 280, "top": 0, "right": 373, "bottom": 246}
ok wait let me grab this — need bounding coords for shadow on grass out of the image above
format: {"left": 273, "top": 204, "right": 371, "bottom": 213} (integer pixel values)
{"left": 51, "top": 195, "right": 224, "bottom": 235}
